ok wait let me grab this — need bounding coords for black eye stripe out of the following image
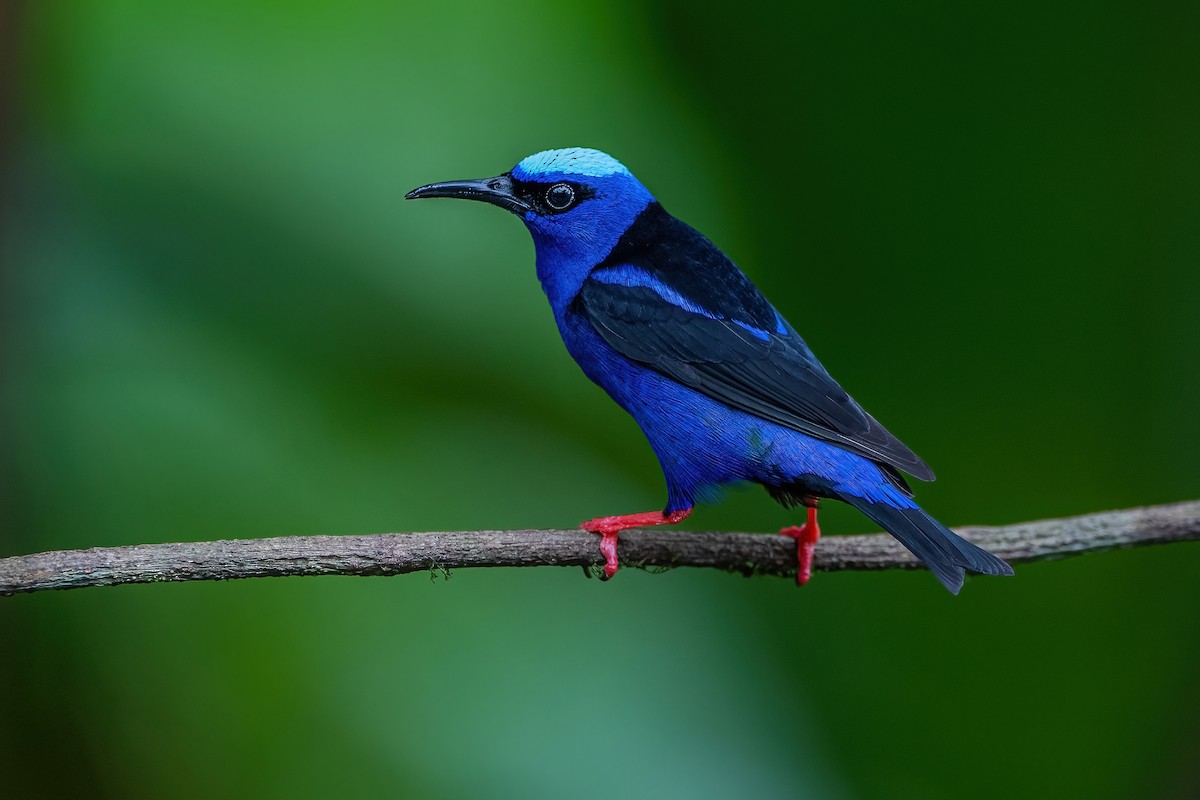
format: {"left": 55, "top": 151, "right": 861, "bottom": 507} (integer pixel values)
{"left": 509, "top": 178, "right": 593, "bottom": 215}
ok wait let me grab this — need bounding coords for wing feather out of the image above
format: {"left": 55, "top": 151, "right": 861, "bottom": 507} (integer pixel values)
{"left": 575, "top": 276, "right": 935, "bottom": 481}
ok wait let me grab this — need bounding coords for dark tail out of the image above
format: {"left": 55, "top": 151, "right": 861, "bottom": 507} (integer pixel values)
{"left": 842, "top": 496, "right": 1014, "bottom": 594}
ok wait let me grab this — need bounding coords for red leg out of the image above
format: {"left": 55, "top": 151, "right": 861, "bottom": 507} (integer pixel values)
{"left": 780, "top": 505, "right": 821, "bottom": 587}
{"left": 581, "top": 508, "right": 692, "bottom": 580}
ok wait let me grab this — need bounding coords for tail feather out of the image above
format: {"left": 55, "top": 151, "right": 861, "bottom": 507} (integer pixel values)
{"left": 844, "top": 497, "right": 1014, "bottom": 594}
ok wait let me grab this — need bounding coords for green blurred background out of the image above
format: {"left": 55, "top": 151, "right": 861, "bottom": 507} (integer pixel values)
{"left": 2, "top": 1, "right": 1198, "bottom": 797}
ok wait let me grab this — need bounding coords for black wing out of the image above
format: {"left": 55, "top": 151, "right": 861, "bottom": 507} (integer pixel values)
{"left": 573, "top": 202, "right": 935, "bottom": 482}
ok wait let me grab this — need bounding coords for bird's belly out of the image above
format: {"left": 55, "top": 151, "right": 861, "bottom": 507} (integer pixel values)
{"left": 559, "top": 313, "right": 895, "bottom": 505}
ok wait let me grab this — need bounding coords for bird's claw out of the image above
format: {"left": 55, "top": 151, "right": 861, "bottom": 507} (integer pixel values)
{"left": 598, "top": 531, "right": 620, "bottom": 580}
{"left": 780, "top": 506, "right": 821, "bottom": 587}
{"left": 580, "top": 508, "right": 693, "bottom": 582}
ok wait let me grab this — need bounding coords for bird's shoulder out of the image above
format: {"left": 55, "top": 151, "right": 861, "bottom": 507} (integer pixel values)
{"left": 591, "top": 201, "right": 778, "bottom": 333}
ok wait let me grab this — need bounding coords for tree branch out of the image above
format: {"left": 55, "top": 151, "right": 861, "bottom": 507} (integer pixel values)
{"left": 2, "top": 500, "right": 1198, "bottom": 596}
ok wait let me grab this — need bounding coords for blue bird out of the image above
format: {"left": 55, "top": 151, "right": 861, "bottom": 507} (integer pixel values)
{"left": 406, "top": 148, "right": 1013, "bottom": 593}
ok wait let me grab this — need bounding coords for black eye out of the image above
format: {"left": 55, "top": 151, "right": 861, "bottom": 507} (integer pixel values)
{"left": 545, "top": 183, "right": 576, "bottom": 211}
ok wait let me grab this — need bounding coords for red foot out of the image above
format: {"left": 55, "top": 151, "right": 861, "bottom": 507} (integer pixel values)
{"left": 581, "top": 508, "right": 692, "bottom": 580}
{"left": 780, "top": 506, "right": 821, "bottom": 587}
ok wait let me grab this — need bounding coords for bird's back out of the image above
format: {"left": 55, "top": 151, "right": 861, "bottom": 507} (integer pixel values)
{"left": 572, "top": 201, "right": 935, "bottom": 482}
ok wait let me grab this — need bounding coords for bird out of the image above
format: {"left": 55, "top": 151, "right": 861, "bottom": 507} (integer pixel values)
{"left": 406, "top": 147, "right": 1013, "bottom": 593}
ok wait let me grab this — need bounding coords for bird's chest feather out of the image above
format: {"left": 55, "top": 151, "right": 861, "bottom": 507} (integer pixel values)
{"left": 555, "top": 308, "right": 644, "bottom": 398}
{"left": 555, "top": 310, "right": 747, "bottom": 458}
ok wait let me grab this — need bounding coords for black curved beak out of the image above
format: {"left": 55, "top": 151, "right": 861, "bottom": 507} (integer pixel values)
{"left": 404, "top": 173, "right": 531, "bottom": 215}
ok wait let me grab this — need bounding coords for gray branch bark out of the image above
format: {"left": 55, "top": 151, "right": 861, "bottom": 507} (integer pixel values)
{"left": 2, "top": 500, "right": 1198, "bottom": 596}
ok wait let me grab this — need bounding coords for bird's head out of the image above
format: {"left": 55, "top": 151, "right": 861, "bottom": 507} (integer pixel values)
{"left": 406, "top": 148, "right": 655, "bottom": 302}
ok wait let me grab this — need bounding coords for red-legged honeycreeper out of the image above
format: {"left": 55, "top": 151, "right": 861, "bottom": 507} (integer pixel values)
{"left": 406, "top": 148, "right": 1012, "bottom": 592}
